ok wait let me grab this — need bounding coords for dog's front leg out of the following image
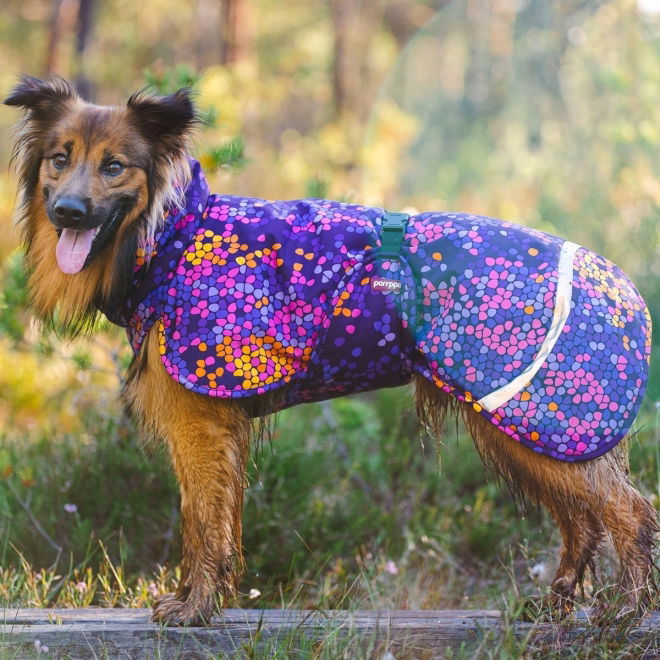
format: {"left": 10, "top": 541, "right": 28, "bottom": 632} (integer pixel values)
{"left": 154, "top": 405, "right": 249, "bottom": 625}
{"left": 124, "top": 327, "right": 250, "bottom": 626}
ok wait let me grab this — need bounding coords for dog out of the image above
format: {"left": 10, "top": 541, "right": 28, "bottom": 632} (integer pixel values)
{"left": 4, "top": 75, "right": 656, "bottom": 626}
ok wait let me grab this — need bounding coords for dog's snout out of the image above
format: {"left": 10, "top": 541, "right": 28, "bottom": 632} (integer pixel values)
{"left": 53, "top": 197, "right": 89, "bottom": 227}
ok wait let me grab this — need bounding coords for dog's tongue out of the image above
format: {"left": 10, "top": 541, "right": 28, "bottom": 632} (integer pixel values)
{"left": 55, "top": 228, "right": 95, "bottom": 274}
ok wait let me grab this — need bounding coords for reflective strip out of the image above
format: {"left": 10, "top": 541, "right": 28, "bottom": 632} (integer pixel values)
{"left": 477, "top": 241, "right": 581, "bottom": 413}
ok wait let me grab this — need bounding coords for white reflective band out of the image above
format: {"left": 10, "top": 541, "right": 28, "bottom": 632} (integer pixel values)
{"left": 477, "top": 240, "right": 581, "bottom": 413}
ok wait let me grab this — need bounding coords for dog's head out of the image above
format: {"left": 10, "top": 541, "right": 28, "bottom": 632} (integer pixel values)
{"left": 5, "top": 75, "right": 197, "bottom": 274}
{"left": 4, "top": 76, "right": 197, "bottom": 327}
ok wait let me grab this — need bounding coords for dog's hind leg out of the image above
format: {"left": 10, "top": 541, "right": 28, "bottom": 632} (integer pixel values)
{"left": 541, "top": 446, "right": 656, "bottom": 617}
{"left": 413, "top": 376, "right": 656, "bottom": 617}
{"left": 542, "top": 506, "right": 604, "bottom": 615}
{"left": 460, "top": 404, "right": 656, "bottom": 617}
{"left": 593, "top": 458, "right": 658, "bottom": 616}
{"left": 123, "top": 326, "right": 250, "bottom": 626}
{"left": 457, "top": 402, "right": 603, "bottom": 614}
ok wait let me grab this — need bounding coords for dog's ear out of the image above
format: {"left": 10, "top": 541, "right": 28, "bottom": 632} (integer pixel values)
{"left": 127, "top": 88, "right": 198, "bottom": 148}
{"left": 4, "top": 75, "right": 75, "bottom": 121}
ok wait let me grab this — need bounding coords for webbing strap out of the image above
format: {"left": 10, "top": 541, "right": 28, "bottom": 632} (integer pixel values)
{"left": 380, "top": 211, "right": 410, "bottom": 253}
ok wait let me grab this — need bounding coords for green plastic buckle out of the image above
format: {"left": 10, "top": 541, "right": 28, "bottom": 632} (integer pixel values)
{"left": 380, "top": 211, "right": 409, "bottom": 254}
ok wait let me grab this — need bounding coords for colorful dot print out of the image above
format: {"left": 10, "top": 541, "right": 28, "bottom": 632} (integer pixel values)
{"left": 104, "top": 161, "right": 651, "bottom": 463}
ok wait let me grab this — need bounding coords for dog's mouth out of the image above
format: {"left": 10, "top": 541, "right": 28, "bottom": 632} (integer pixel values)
{"left": 55, "top": 208, "right": 123, "bottom": 274}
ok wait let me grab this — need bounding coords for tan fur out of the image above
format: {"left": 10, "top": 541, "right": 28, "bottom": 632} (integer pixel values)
{"left": 123, "top": 327, "right": 250, "bottom": 625}
{"left": 414, "top": 375, "right": 657, "bottom": 616}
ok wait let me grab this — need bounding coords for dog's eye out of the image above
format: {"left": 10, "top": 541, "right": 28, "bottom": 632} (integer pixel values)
{"left": 52, "top": 154, "right": 68, "bottom": 170}
{"left": 105, "top": 161, "right": 124, "bottom": 176}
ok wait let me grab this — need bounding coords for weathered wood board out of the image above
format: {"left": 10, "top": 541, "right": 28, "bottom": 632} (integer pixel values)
{"left": 1, "top": 607, "right": 658, "bottom": 658}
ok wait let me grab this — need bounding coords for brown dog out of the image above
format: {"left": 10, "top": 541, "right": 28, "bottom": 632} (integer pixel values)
{"left": 4, "top": 75, "right": 656, "bottom": 625}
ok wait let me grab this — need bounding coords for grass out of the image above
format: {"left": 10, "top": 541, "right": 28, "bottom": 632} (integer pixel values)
{"left": 0, "top": 381, "right": 657, "bottom": 657}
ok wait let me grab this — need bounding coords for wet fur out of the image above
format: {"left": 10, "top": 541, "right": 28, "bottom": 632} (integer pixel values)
{"left": 5, "top": 76, "right": 657, "bottom": 626}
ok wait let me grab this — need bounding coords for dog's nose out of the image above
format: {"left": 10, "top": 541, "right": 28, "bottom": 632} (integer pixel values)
{"left": 53, "top": 197, "right": 88, "bottom": 227}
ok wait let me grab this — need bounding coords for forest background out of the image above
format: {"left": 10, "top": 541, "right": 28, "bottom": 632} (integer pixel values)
{"left": 0, "top": 0, "right": 657, "bottom": 645}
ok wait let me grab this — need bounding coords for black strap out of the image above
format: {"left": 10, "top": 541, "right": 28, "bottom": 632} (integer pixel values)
{"left": 380, "top": 211, "right": 409, "bottom": 253}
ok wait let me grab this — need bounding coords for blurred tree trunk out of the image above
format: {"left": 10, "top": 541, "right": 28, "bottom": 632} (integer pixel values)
{"left": 74, "top": 0, "right": 96, "bottom": 100}
{"left": 219, "top": 0, "right": 252, "bottom": 66}
{"left": 330, "top": 0, "right": 384, "bottom": 120}
{"left": 383, "top": 0, "right": 450, "bottom": 48}
{"left": 194, "top": 0, "right": 220, "bottom": 69}
{"left": 45, "top": 0, "right": 65, "bottom": 74}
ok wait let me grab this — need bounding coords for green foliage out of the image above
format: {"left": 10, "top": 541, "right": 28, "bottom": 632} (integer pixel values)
{"left": 71, "top": 349, "right": 93, "bottom": 372}
{"left": 203, "top": 137, "right": 247, "bottom": 172}
{"left": 144, "top": 65, "right": 219, "bottom": 127}
{"left": 0, "top": 415, "right": 177, "bottom": 576}
{"left": 0, "top": 389, "right": 656, "bottom": 659}
{"left": 0, "top": 251, "right": 29, "bottom": 343}
{"left": 5, "top": 386, "right": 650, "bottom": 614}
{"left": 143, "top": 65, "right": 202, "bottom": 95}
{"left": 0, "top": 388, "right": 542, "bottom": 609}
{"left": 143, "top": 67, "right": 244, "bottom": 169}
{"left": 304, "top": 176, "right": 329, "bottom": 199}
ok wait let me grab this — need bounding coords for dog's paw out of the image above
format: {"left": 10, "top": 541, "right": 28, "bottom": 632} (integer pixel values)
{"left": 542, "top": 577, "right": 579, "bottom": 620}
{"left": 151, "top": 592, "right": 213, "bottom": 627}
{"left": 542, "top": 590, "right": 575, "bottom": 619}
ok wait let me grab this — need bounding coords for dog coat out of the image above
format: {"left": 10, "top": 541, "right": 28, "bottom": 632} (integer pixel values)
{"left": 107, "top": 161, "right": 651, "bottom": 463}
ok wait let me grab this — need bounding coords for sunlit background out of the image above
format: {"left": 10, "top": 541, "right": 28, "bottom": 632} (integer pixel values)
{"left": 1, "top": 0, "right": 658, "bottom": 427}
{"left": 0, "top": 0, "right": 657, "bottom": 625}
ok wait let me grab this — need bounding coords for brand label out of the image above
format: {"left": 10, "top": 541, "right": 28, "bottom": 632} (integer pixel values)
{"left": 371, "top": 277, "right": 402, "bottom": 293}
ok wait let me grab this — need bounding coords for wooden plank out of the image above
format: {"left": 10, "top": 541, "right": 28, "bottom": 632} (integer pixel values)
{"left": 1, "top": 608, "right": 658, "bottom": 659}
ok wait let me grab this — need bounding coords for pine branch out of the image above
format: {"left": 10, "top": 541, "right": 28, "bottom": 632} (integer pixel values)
{"left": 304, "top": 176, "right": 329, "bottom": 199}
{"left": 143, "top": 65, "right": 201, "bottom": 94}
{"left": 203, "top": 137, "right": 247, "bottom": 172}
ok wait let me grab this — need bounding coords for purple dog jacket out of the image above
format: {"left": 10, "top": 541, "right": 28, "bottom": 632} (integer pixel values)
{"left": 108, "top": 161, "right": 651, "bottom": 463}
